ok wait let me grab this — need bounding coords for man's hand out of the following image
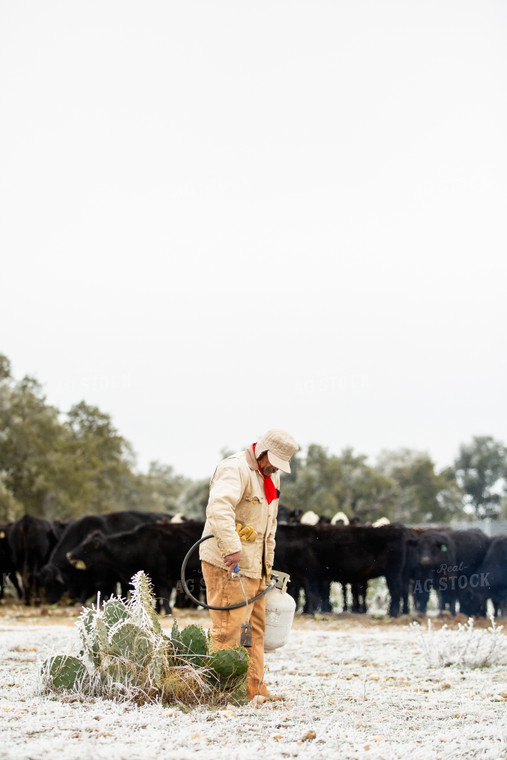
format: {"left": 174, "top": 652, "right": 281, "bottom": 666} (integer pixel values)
{"left": 223, "top": 551, "right": 242, "bottom": 573}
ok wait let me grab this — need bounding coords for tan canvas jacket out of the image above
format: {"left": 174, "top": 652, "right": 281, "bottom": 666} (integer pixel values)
{"left": 199, "top": 446, "right": 279, "bottom": 579}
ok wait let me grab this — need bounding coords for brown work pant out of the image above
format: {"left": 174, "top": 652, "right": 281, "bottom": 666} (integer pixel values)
{"left": 201, "top": 561, "right": 270, "bottom": 700}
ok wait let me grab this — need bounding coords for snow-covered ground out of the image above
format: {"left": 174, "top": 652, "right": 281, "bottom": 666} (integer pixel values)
{"left": 1, "top": 606, "right": 506, "bottom": 760}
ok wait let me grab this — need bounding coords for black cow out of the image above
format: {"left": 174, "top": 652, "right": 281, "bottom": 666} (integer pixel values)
{"left": 66, "top": 520, "right": 204, "bottom": 614}
{"left": 459, "top": 533, "right": 506, "bottom": 617}
{"left": 275, "top": 517, "right": 361, "bottom": 614}
{"left": 0, "top": 522, "right": 22, "bottom": 600}
{"left": 402, "top": 528, "right": 491, "bottom": 616}
{"left": 273, "top": 523, "right": 322, "bottom": 611}
{"left": 403, "top": 528, "right": 457, "bottom": 614}
{"left": 275, "top": 512, "right": 370, "bottom": 614}
{"left": 444, "top": 529, "right": 491, "bottom": 616}
{"left": 8, "top": 514, "right": 67, "bottom": 605}
{"left": 317, "top": 524, "right": 410, "bottom": 617}
{"left": 274, "top": 520, "right": 332, "bottom": 613}
{"left": 39, "top": 510, "right": 169, "bottom": 605}
{"left": 275, "top": 523, "right": 409, "bottom": 617}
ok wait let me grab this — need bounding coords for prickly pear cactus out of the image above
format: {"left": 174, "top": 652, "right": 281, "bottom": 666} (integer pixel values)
{"left": 78, "top": 608, "right": 101, "bottom": 666}
{"left": 103, "top": 598, "right": 129, "bottom": 628}
{"left": 170, "top": 619, "right": 183, "bottom": 650}
{"left": 40, "top": 571, "right": 250, "bottom": 707}
{"left": 205, "top": 646, "right": 249, "bottom": 704}
{"left": 129, "top": 570, "right": 162, "bottom": 635}
{"left": 43, "top": 655, "right": 91, "bottom": 692}
{"left": 108, "top": 622, "right": 153, "bottom": 667}
{"left": 207, "top": 646, "right": 249, "bottom": 679}
{"left": 169, "top": 621, "right": 208, "bottom": 668}
{"left": 180, "top": 624, "right": 208, "bottom": 657}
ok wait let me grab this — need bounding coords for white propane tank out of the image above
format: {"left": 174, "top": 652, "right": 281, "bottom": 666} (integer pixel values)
{"left": 264, "top": 571, "right": 296, "bottom": 652}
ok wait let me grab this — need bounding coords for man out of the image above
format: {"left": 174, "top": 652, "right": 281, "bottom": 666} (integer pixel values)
{"left": 200, "top": 428, "right": 299, "bottom": 700}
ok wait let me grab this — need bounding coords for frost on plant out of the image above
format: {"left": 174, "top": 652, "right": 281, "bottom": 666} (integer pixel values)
{"left": 410, "top": 616, "right": 507, "bottom": 669}
{"left": 39, "top": 571, "right": 248, "bottom": 707}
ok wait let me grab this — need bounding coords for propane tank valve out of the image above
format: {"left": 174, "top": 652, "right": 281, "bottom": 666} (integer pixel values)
{"left": 269, "top": 570, "right": 291, "bottom": 594}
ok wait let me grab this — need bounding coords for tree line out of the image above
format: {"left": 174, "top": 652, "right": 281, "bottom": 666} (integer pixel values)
{"left": 1, "top": 354, "right": 506, "bottom": 524}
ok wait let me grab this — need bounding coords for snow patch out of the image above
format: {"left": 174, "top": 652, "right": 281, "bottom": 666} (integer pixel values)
{"left": 1, "top": 616, "right": 506, "bottom": 759}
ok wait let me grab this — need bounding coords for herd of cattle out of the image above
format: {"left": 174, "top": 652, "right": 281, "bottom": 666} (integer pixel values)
{"left": 1, "top": 509, "right": 506, "bottom": 618}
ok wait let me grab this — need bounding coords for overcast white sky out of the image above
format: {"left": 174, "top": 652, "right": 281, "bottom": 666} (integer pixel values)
{"left": 1, "top": 0, "right": 506, "bottom": 481}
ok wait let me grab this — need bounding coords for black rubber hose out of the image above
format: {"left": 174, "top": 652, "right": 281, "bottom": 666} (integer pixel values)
{"left": 180, "top": 534, "right": 276, "bottom": 611}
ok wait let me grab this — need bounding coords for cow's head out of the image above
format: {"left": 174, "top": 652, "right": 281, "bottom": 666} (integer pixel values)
{"left": 38, "top": 563, "right": 66, "bottom": 603}
{"left": 66, "top": 530, "right": 107, "bottom": 571}
{"left": 419, "top": 533, "right": 451, "bottom": 567}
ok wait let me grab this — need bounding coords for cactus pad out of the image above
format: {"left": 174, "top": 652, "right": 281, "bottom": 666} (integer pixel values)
{"left": 103, "top": 599, "right": 129, "bottom": 628}
{"left": 208, "top": 646, "right": 249, "bottom": 679}
{"left": 109, "top": 622, "right": 153, "bottom": 666}
{"left": 180, "top": 625, "right": 208, "bottom": 656}
{"left": 44, "top": 655, "right": 91, "bottom": 691}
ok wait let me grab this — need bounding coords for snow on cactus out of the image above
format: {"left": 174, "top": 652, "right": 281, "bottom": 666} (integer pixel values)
{"left": 39, "top": 571, "right": 248, "bottom": 706}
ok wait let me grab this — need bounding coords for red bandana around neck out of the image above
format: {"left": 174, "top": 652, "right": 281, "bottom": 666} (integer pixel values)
{"left": 253, "top": 442, "right": 278, "bottom": 504}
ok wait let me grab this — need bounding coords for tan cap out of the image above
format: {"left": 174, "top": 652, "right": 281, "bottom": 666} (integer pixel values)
{"left": 256, "top": 429, "right": 299, "bottom": 474}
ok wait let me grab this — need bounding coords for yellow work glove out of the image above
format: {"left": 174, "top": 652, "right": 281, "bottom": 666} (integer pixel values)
{"left": 265, "top": 563, "right": 273, "bottom": 581}
{"left": 235, "top": 523, "right": 258, "bottom": 542}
